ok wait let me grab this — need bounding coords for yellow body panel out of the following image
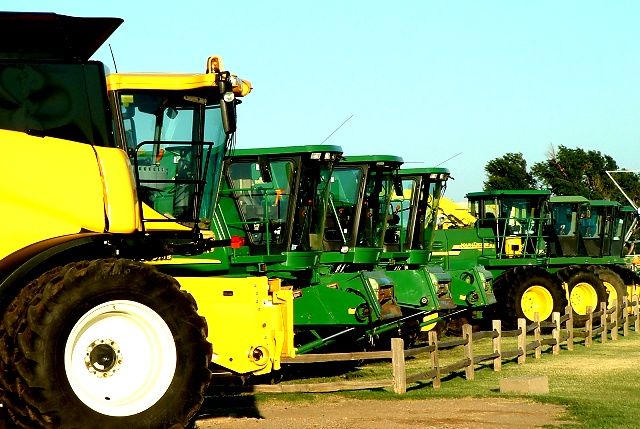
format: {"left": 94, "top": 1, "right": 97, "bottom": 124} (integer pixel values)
{"left": 94, "top": 146, "right": 139, "bottom": 233}
{"left": 176, "top": 276, "right": 294, "bottom": 375}
{"left": 0, "top": 130, "right": 106, "bottom": 260}
{"left": 106, "top": 71, "right": 252, "bottom": 96}
{"left": 438, "top": 197, "right": 477, "bottom": 229}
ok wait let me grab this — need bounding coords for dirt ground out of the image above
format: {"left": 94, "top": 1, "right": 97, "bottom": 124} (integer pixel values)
{"left": 194, "top": 397, "right": 571, "bottom": 429}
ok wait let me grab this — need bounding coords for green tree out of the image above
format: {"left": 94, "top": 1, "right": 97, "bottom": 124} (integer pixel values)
{"left": 530, "top": 145, "right": 640, "bottom": 201}
{"left": 483, "top": 152, "right": 537, "bottom": 190}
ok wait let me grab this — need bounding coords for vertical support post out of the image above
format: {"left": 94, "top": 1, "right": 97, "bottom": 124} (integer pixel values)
{"left": 600, "top": 302, "right": 608, "bottom": 344}
{"left": 586, "top": 305, "right": 593, "bottom": 347}
{"left": 634, "top": 295, "right": 639, "bottom": 333}
{"left": 462, "top": 324, "right": 474, "bottom": 380}
{"left": 517, "top": 318, "right": 526, "bottom": 364}
{"left": 552, "top": 311, "right": 560, "bottom": 355}
{"left": 492, "top": 319, "right": 502, "bottom": 371}
{"left": 566, "top": 305, "right": 574, "bottom": 351}
{"left": 391, "top": 338, "right": 406, "bottom": 394}
{"left": 428, "top": 331, "right": 441, "bottom": 388}
{"left": 534, "top": 312, "right": 541, "bottom": 359}
{"left": 612, "top": 303, "right": 619, "bottom": 341}
{"left": 623, "top": 296, "right": 629, "bottom": 337}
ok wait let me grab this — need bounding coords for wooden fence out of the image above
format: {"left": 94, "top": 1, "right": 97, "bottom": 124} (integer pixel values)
{"left": 244, "top": 294, "right": 640, "bottom": 394}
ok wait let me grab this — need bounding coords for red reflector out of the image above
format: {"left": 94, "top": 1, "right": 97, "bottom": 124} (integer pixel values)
{"left": 230, "top": 236, "right": 245, "bottom": 249}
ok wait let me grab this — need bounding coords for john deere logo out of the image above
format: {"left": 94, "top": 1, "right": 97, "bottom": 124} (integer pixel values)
{"left": 433, "top": 242, "right": 492, "bottom": 257}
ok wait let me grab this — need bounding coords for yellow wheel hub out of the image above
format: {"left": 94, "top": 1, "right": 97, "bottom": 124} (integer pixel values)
{"left": 569, "top": 282, "right": 599, "bottom": 315}
{"left": 421, "top": 312, "right": 440, "bottom": 332}
{"left": 521, "top": 286, "right": 553, "bottom": 322}
{"left": 603, "top": 281, "right": 618, "bottom": 309}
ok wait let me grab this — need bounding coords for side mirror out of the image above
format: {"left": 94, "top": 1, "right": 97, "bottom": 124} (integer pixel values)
{"left": 393, "top": 175, "right": 404, "bottom": 198}
{"left": 257, "top": 156, "right": 273, "bottom": 183}
{"left": 218, "top": 73, "right": 237, "bottom": 135}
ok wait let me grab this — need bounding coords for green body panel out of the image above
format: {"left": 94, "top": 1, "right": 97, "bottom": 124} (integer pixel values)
{"left": 322, "top": 157, "right": 449, "bottom": 314}
{"left": 294, "top": 270, "right": 402, "bottom": 327}
{"left": 383, "top": 267, "right": 449, "bottom": 311}
{"left": 319, "top": 248, "right": 381, "bottom": 264}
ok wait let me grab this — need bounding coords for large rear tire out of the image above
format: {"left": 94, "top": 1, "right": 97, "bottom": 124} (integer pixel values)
{"left": 559, "top": 267, "right": 608, "bottom": 327}
{"left": 590, "top": 266, "right": 627, "bottom": 314}
{"left": 0, "top": 259, "right": 212, "bottom": 429}
{"left": 497, "top": 267, "right": 566, "bottom": 329}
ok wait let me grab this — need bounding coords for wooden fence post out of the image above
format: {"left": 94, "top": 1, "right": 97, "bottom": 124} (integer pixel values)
{"left": 463, "top": 324, "right": 474, "bottom": 380}
{"left": 492, "top": 319, "right": 502, "bottom": 371}
{"left": 623, "top": 296, "right": 629, "bottom": 337}
{"left": 600, "top": 302, "right": 608, "bottom": 344}
{"left": 391, "top": 338, "right": 406, "bottom": 394}
{"left": 552, "top": 311, "right": 560, "bottom": 355}
{"left": 534, "top": 312, "right": 541, "bottom": 359}
{"left": 612, "top": 303, "right": 619, "bottom": 341}
{"left": 566, "top": 305, "right": 574, "bottom": 351}
{"left": 517, "top": 318, "right": 526, "bottom": 364}
{"left": 634, "top": 295, "right": 639, "bottom": 333}
{"left": 586, "top": 305, "right": 593, "bottom": 347}
{"left": 428, "top": 331, "right": 441, "bottom": 388}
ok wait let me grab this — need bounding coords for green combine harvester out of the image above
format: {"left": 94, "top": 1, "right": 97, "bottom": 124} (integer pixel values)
{"left": 433, "top": 189, "right": 639, "bottom": 328}
{"left": 320, "top": 157, "right": 461, "bottom": 344}
{"left": 168, "top": 145, "right": 417, "bottom": 355}
{"left": 386, "top": 168, "right": 496, "bottom": 336}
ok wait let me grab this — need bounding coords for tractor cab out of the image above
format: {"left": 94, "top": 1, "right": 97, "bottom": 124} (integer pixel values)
{"left": 466, "top": 189, "right": 551, "bottom": 261}
{"left": 211, "top": 145, "right": 342, "bottom": 277}
{"left": 322, "top": 155, "right": 404, "bottom": 267}
{"left": 107, "top": 59, "right": 250, "bottom": 251}
{"left": 390, "top": 169, "right": 495, "bottom": 326}
{"left": 548, "top": 197, "right": 623, "bottom": 258}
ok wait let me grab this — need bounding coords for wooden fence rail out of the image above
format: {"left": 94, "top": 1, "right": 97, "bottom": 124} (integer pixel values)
{"left": 244, "top": 294, "right": 640, "bottom": 394}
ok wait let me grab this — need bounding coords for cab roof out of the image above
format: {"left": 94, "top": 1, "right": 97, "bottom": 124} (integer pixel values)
{"left": 399, "top": 167, "right": 450, "bottom": 176}
{"left": 467, "top": 189, "right": 551, "bottom": 199}
{"left": 340, "top": 154, "right": 403, "bottom": 168}
{"left": 0, "top": 12, "right": 122, "bottom": 61}
{"left": 228, "top": 144, "right": 343, "bottom": 157}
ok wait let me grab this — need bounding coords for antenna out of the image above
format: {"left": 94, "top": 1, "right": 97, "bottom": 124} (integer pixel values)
{"left": 109, "top": 44, "right": 119, "bottom": 73}
{"left": 435, "top": 151, "right": 462, "bottom": 167}
{"left": 320, "top": 115, "right": 353, "bottom": 144}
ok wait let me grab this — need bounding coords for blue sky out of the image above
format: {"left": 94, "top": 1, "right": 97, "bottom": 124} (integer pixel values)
{"left": 9, "top": 1, "right": 640, "bottom": 201}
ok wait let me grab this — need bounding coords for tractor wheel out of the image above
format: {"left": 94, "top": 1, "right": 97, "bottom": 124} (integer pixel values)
{"left": 498, "top": 267, "right": 566, "bottom": 329}
{"left": 418, "top": 312, "right": 448, "bottom": 341}
{"left": 0, "top": 259, "right": 212, "bottom": 429}
{"left": 562, "top": 269, "right": 608, "bottom": 327}
{"left": 590, "top": 266, "right": 627, "bottom": 314}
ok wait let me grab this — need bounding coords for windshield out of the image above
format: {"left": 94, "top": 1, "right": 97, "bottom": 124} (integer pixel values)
{"left": 117, "top": 92, "right": 227, "bottom": 225}
{"left": 291, "top": 161, "right": 334, "bottom": 251}
{"left": 325, "top": 167, "right": 363, "bottom": 244}
{"left": 421, "top": 179, "right": 443, "bottom": 250}
{"left": 358, "top": 170, "right": 392, "bottom": 248}
{"left": 227, "top": 159, "right": 294, "bottom": 247}
{"left": 384, "top": 178, "right": 415, "bottom": 250}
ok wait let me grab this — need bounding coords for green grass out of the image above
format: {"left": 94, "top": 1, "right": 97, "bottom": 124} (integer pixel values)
{"left": 241, "top": 330, "right": 640, "bottom": 429}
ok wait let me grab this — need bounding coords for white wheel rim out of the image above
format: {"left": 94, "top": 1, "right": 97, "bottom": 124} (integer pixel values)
{"left": 64, "top": 300, "right": 177, "bottom": 416}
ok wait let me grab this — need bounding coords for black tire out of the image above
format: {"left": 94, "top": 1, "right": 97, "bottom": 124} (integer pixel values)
{"left": 559, "top": 267, "right": 608, "bottom": 328}
{"left": 497, "top": 267, "right": 566, "bottom": 329}
{"left": 0, "top": 259, "right": 212, "bottom": 429}
{"left": 590, "top": 266, "right": 627, "bottom": 315}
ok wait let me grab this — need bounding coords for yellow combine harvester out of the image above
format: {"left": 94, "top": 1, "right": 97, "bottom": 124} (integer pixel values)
{"left": 0, "top": 12, "right": 292, "bottom": 428}
{"left": 437, "top": 196, "right": 477, "bottom": 229}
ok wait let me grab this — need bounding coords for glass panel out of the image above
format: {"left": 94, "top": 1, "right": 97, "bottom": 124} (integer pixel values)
{"left": 384, "top": 178, "right": 415, "bottom": 247}
{"left": 325, "top": 167, "right": 363, "bottom": 243}
{"left": 228, "top": 159, "right": 293, "bottom": 245}
{"left": 359, "top": 171, "right": 392, "bottom": 248}
{"left": 118, "top": 92, "right": 225, "bottom": 225}
{"left": 291, "top": 162, "right": 333, "bottom": 251}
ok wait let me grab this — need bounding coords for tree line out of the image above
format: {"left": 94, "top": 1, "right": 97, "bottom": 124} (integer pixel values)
{"left": 484, "top": 145, "right": 640, "bottom": 204}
